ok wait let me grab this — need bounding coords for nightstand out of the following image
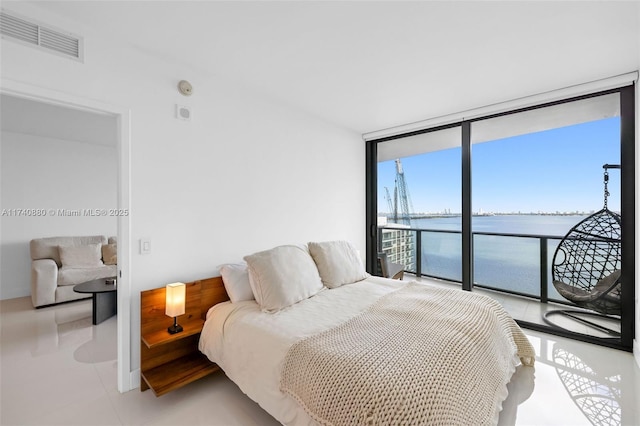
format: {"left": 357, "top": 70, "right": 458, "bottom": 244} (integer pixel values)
{"left": 140, "top": 283, "right": 220, "bottom": 396}
{"left": 140, "top": 318, "right": 218, "bottom": 396}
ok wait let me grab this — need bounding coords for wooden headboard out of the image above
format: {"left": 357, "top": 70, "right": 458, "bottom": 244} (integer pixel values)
{"left": 140, "top": 276, "right": 229, "bottom": 336}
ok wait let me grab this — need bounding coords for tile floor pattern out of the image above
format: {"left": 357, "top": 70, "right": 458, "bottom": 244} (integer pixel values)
{"left": 1, "top": 294, "right": 638, "bottom": 426}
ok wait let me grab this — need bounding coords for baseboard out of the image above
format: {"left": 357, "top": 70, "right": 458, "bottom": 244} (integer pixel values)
{"left": 130, "top": 369, "right": 141, "bottom": 390}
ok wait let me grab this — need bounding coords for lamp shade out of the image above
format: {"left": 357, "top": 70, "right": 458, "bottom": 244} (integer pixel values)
{"left": 165, "top": 282, "right": 186, "bottom": 317}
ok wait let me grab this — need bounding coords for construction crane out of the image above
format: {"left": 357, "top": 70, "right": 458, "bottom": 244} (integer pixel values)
{"left": 384, "top": 159, "right": 413, "bottom": 226}
{"left": 394, "top": 159, "right": 413, "bottom": 226}
{"left": 384, "top": 187, "right": 394, "bottom": 217}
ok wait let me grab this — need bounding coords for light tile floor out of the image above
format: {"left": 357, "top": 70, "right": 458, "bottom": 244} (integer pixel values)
{"left": 1, "top": 294, "right": 638, "bottom": 425}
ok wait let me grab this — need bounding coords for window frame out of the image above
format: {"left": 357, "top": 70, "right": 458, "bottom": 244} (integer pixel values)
{"left": 365, "top": 84, "right": 635, "bottom": 351}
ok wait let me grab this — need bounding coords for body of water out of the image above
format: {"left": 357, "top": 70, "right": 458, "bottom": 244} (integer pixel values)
{"left": 398, "top": 214, "right": 590, "bottom": 299}
{"left": 411, "top": 214, "right": 588, "bottom": 236}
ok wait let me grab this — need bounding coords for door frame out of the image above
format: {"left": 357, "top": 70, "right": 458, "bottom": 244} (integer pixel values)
{"left": 1, "top": 77, "right": 133, "bottom": 392}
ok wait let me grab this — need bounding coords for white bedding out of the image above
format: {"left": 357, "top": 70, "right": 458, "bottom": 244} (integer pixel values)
{"left": 199, "top": 276, "right": 532, "bottom": 425}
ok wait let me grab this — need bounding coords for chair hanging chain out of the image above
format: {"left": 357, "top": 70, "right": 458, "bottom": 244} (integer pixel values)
{"left": 603, "top": 169, "right": 610, "bottom": 209}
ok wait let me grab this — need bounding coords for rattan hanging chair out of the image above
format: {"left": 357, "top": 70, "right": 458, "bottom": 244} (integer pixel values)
{"left": 545, "top": 164, "right": 622, "bottom": 336}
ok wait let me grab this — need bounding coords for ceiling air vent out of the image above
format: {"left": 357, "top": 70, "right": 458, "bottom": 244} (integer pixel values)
{"left": 0, "top": 9, "right": 83, "bottom": 61}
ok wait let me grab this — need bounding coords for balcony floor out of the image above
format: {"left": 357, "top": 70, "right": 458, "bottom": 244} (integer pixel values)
{"left": 406, "top": 274, "right": 621, "bottom": 341}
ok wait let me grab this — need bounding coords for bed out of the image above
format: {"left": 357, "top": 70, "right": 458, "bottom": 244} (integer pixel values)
{"left": 199, "top": 242, "right": 535, "bottom": 425}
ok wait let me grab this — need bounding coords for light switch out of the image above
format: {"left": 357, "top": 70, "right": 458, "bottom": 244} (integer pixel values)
{"left": 140, "top": 238, "right": 151, "bottom": 255}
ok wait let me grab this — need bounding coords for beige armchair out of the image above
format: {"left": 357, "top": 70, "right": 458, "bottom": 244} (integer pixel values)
{"left": 30, "top": 235, "right": 117, "bottom": 308}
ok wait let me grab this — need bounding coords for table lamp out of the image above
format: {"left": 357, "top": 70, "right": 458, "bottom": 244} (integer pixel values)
{"left": 165, "top": 282, "right": 185, "bottom": 334}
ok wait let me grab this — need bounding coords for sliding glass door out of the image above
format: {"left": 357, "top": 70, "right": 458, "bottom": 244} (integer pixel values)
{"left": 375, "top": 126, "right": 461, "bottom": 280}
{"left": 471, "top": 94, "right": 621, "bottom": 295}
{"left": 366, "top": 85, "right": 635, "bottom": 351}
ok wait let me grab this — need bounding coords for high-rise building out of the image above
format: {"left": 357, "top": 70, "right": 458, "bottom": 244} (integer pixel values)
{"left": 378, "top": 217, "right": 415, "bottom": 271}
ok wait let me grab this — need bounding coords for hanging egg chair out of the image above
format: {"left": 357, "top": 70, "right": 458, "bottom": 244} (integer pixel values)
{"left": 545, "top": 164, "right": 621, "bottom": 336}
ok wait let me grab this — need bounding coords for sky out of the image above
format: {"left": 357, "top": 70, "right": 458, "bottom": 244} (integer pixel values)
{"left": 377, "top": 116, "right": 621, "bottom": 214}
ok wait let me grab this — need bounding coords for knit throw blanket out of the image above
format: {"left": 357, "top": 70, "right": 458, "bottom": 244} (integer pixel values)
{"left": 280, "top": 282, "right": 535, "bottom": 426}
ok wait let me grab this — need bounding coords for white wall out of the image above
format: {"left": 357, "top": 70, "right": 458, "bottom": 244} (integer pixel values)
{"left": 0, "top": 4, "right": 364, "bottom": 376}
{"left": 0, "top": 131, "right": 118, "bottom": 299}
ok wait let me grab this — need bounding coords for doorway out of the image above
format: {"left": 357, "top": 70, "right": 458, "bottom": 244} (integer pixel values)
{"left": 0, "top": 79, "right": 132, "bottom": 392}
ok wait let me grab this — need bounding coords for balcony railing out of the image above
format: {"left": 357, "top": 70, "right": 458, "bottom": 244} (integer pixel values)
{"left": 378, "top": 226, "right": 568, "bottom": 304}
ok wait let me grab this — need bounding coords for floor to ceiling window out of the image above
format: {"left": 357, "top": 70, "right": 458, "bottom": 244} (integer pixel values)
{"left": 471, "top": 94, "right": 621, "bottom": 297}
{"left": 366, "top": 84, "right": 635, "bottom": 351}
{"left": 376, "top": 126, "right": 461, "bottom": 280}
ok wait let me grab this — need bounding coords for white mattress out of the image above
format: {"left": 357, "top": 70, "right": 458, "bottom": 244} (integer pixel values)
{"left": 198, "top": 276, "right": 531, "bottom": 425}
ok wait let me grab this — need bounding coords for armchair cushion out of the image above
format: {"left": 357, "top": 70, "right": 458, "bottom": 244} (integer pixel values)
{"left": 58, "top": 266, "right": 116, "bottom": 286}
{"left": 59, "top": 244, "right": 103, "bottom": 268}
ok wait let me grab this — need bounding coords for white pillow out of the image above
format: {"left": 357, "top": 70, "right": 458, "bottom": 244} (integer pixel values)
{"left": 308, "top": 240, "right": 369, "bottom": 288}
{"left": 243, "top": 245, "right": 323, "bottom": 313}
{"left": 58, "top": 243, "right": 103, "bottom": 268}
{"left": 220, "top": 263, "right": 255, "bottom": 303}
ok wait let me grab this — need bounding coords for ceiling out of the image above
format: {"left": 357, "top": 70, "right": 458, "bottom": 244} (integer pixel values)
{"left": 23, "top": 1, "right": 640, "bottom": 134}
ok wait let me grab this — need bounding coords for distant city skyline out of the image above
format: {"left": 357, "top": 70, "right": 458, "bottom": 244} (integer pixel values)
{"left": 377, "top": 210, "right": 604, "bottom": 216}
{"left": 378, "top": 117, "right": 621, "bottom": 214}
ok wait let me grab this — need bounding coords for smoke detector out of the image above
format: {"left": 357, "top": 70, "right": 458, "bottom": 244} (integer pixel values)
{"left": 178, "top": 80, "right": 193, "bottom": 96}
